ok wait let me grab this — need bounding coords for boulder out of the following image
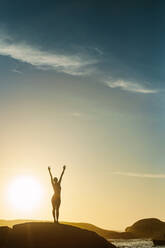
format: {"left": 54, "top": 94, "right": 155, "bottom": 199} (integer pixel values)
{"left": 153, "top": 239, "right": 165, "bottom": 246}
{"left": 125, "top": 218, "right": 165, "bottom": 238}
{"left": 0, "top": 226, "right": 11, "bottom": 247}
{"left": 6, "top": 222, "right": 116, "bottom": 248}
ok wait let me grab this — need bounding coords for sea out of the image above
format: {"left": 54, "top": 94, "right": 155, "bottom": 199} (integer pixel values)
{"left": 109, "top": 239, "right": 165, "bottom": 248}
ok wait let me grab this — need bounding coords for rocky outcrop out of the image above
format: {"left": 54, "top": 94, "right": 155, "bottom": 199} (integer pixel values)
{"left": 153, "top": 239, "right": 165, "bottom": 246}
{"left": 0, "top": 222, "right": 116, "bottom": 248}
{"left": 0, "top": 226, "right": 11, "bottom": 247}
{"left": 0, "top": 220, "right": 136, "bottom": 239}
{"left": 125, "top": 218, "right": 165, "bottom": 239}
{"left": 2, "top": 218, "right": 165, "bottom": 241}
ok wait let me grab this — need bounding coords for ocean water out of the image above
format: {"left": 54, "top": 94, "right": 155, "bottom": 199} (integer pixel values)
{"left": 109, "top": 239, "right": 165, "bottom": 248}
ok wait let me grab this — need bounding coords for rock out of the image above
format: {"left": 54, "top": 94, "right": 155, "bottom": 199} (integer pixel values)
{"left": 0, "top": 226, "right": 11, "bottom": 247}
{"left": 6, "top": 222, "right": 116, "bottom": 248}
{"left": 125, "top": 218, "right": 165, "bottom": 239}
{"left": 0, "top": 220, "right": 136, "bottom": 240}
{"left": 153, "top": 239, "right": 165, "bottom": 246}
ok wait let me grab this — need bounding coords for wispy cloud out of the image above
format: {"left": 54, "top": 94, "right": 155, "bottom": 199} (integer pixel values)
{"left": 11, "top": 68, "right": 23, "bottom": 74}
{"left": 0, "top": 34, "right": 97, "bottom": 76}
{"left": 113, "top": 171, "right": 165, "bottom": 178}
{"left": 0, "top": 32, "right": 160, "bottom": 95}
{"left": 94, "top": 47, "right": 103, "bottom": 55}
{"left": 71, "top": 112, "right": 82, "bottom": 117}
{"left": 105, "top": 79, "right": 158, "bottom": 94}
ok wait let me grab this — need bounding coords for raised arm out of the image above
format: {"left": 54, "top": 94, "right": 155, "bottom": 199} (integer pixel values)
{"left": 59, "top": 165, "right": 66, "bottom": 184}
{"left": 48, "top": 167, "right": 54, "bottom": 186}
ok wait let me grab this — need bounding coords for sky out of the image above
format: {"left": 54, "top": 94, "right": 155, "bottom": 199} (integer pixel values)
{"left": 0, "top": 0, "right": 165, "bottom": 230}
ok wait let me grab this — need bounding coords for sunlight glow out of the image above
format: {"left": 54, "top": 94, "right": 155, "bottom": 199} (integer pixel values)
{"left": 8, "top": 176, "right": 43, "bottom": 212}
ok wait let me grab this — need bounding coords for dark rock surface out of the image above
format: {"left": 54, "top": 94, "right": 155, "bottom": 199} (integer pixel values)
{"left": 0, "top": 226, "right": 11, "bottom": 247}
{"left": 0, "top": 222, "right": 116, "bottom": 248}
{"left": 126, "top": 218, "right": 165, "bottom": 239}
{"left": 153, "top": 239, "right": 165, "bottom": 246}
{"left": 0, "top": 219, "right": 136, "bottom": 239}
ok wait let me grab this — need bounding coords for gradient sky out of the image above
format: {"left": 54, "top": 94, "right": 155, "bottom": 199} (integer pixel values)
{"left": 1, "top": 0, "right": 165, "bottom": 230}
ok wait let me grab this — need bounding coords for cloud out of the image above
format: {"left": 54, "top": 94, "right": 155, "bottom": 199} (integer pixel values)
{"left": 94, "top": 47, "right": 103, "bottom": 55}
{"left": 113, "top": 171, "right": 165, "bottom": 178}
{"left": 0, "top": 32, "right": 160, "bottom": 95}
{"left": 71, "top": 112, "right": 82, "bottom": 117}
{"left": 0, "top": 34, "right": 97, "bottom": 76}
{"left": 11, "top": 69, "right": 23, "bottom": 74}
{"left": 105, "top": 79, "right": 158, "bottom": 94}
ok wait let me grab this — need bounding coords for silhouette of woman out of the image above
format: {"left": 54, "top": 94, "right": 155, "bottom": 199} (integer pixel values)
{"left": 48, "top": 165, "right": 66, "bottom": 223}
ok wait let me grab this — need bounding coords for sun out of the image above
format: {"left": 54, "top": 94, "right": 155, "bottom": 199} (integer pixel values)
{"left": 8, "top": 176, "right": 43, "bottom": 212}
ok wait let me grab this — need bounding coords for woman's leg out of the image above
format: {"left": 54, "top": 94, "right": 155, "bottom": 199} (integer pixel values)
{"left": 52, "top": 207, "right": 56, "bottom": 223}
{"left": 56, "top": 199, "right": 61, "bottom": 223}
{"left": 56, "top": 207, "right": 59, "bottom": 223}
{"left": 51, "top": 196, "right": 56, "bottom": 223}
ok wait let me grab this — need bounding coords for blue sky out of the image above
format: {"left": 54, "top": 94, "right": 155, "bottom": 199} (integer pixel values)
{"left": 0, "top": 0, "right": 164, "bottom": 90}
{"left": 1, "top": 0, "right": 165, "bottom": 229}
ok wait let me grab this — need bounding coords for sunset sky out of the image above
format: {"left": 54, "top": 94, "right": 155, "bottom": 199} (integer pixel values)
{"left": 1, "top": 0, "right": 165, "bottom": 230}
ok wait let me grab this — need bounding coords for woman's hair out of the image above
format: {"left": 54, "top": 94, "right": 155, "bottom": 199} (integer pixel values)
{"left": 54, "top": 177, "right": 58, "bottom": 182}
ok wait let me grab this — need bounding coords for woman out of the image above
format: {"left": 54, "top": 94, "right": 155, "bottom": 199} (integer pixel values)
{"left": 48, "top": 165, "right": 66, "bottom": 223}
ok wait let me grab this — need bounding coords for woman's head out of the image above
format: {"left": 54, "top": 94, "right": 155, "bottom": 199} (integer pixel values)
{"left": 54, "top": 177, "right": 58, "bottom": 183}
